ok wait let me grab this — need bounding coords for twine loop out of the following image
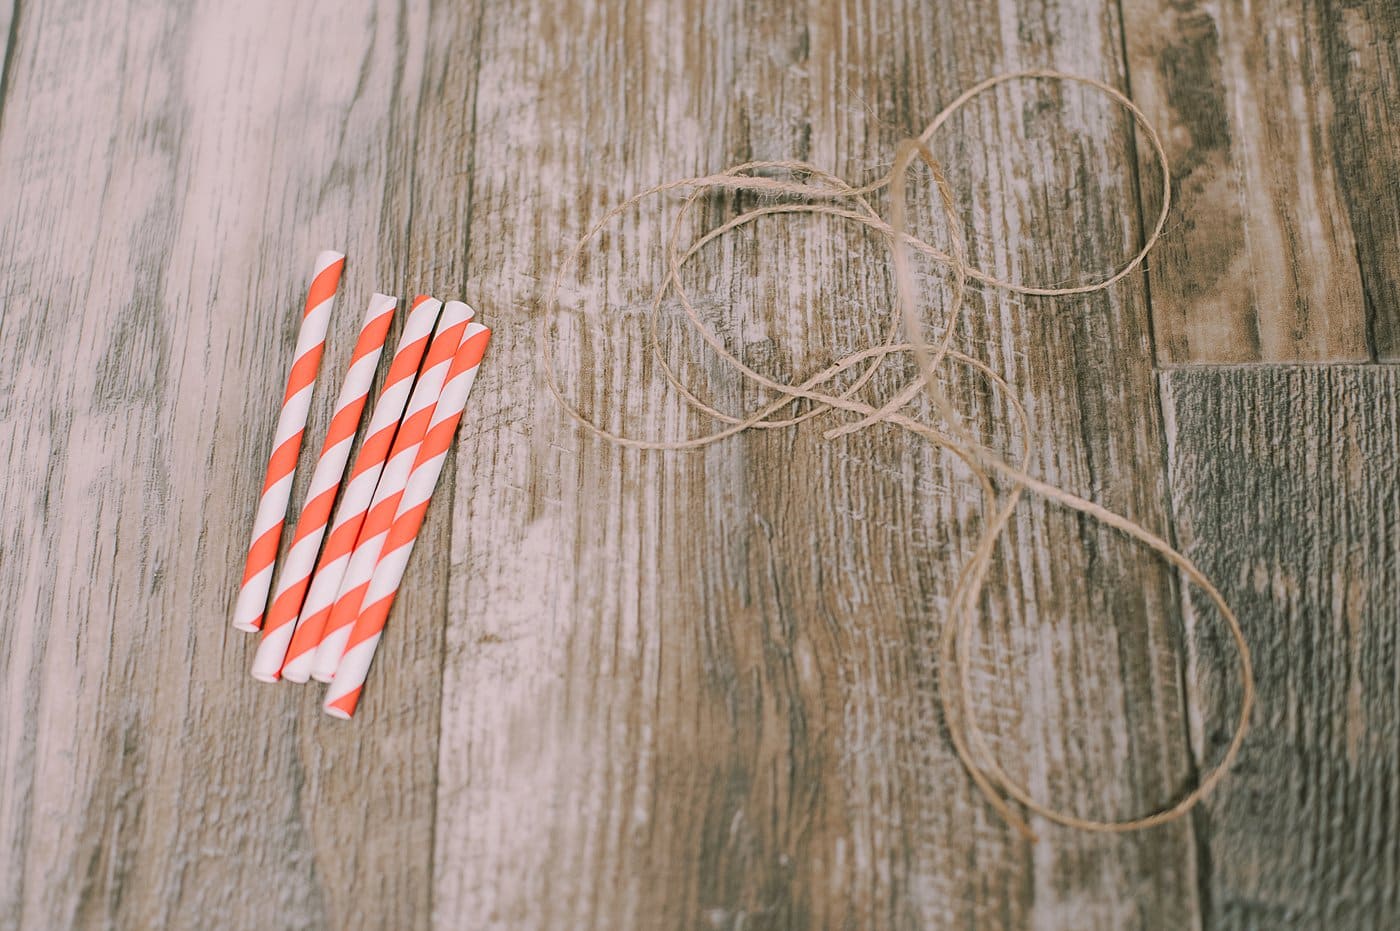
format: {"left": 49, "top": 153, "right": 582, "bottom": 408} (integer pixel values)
{"left": 538, "top": 70, "right": 1253, "bottom": 839}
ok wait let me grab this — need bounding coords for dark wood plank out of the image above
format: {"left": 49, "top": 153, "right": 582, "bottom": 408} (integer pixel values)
{"left": 0, "top": 1, "right": 16, "bottom": 130}
{"left": 0, "top": 2, "right": 449, "bottom": 927}
{"left": 1162, "top": 365, "right": 1400, "bottom": 928}
{"left": 1315, "top": 0, "right": 1400, "bottom": 359}
{"left": 434, "top": 0, "right": 1202, "bottom": 926}
{"left": 1122, "top": 0, "right": 1399, "bottom": 363}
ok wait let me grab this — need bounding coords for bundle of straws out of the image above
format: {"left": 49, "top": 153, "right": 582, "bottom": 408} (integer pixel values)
{"left": 232, "top": 250, "right": 491, "bottom": 719}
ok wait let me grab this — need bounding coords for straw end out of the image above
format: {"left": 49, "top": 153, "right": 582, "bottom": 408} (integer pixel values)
{"left": 324, "top": 688, "right": 360, "bottom": 719}
{"left": 448, "top": 299, "right": 476, "bottom": 322}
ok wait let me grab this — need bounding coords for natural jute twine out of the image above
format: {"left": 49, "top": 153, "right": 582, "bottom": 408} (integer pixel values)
{"left": 538, "top": 70, "right": 1254, "bottom": 841}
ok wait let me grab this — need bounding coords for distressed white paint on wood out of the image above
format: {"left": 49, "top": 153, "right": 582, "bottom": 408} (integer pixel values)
{"left": 3, "top": 0, "right": 1398, "bottom": 928}
{"left": 433, "top": 1, "right": 1199, "bottom": 927}
{"left": 0, "top": 2, "right": 447, "bottom": 927}
{"left": 1162, "top": 365, "right": 1400, "bottom": 929}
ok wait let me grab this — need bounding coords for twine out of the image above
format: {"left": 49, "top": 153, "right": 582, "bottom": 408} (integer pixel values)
{"left": 537, "top": 70, "right": 1254, "bottom": 840}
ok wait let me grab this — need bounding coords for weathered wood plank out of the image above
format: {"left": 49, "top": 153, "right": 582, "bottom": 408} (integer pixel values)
{"left": 0, "top": 2, "right": 449, "bottom": 927}
{"left": 1122, "top": 0, "right": 1399, "bottom": 363}
{"left": 0, "top": 1, "right": 16, "bottom": 125}
{"left": 1316, "top": 1, "right": 1400, "bottom": 360}
{"left": 7, "top": 0, "right": 1394, "bottom": 926}
{"left": 434, "top": 0, "right": 1201, "bottom": 927}
{"left": 1162, "top": 365, "right": 1400, "bottom": 929}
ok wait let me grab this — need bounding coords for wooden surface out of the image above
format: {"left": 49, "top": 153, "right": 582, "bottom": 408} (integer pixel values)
{"left": 1162, "top": 366, "right": 1400, "bottom": 929}
{"left": 1123, "top": 0, "right": 1400, "bottom": 363}
{"left": 0, "top": 1, "right": 1394, "bottom": 929}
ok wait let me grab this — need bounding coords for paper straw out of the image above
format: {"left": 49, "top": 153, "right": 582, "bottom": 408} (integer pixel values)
{"left": 232, "top": 250, "right": 345, "bottom": 632}
{"left": 324, "top": 323, "right": 491, "bottom": 718}
{"left": 249, "top": 293, "right": 397, "bottom": 681}
{"left": 309, "top": 300, "right": 474, "bottom": 682}
{"left": 279, "top": 295, "right": 443, "bottom": 682}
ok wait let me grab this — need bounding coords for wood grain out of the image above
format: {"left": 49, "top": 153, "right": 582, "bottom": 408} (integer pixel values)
{"left": 1318, "top": 0, "right": 1400, "bottom": 360}
{"left": 1122, "top": 0, "right": 1400, "bottom": 363}
{"left": 0, "top": 1, "right": 16, "bottom": 127}
{"left": 1162, "top": 365, "right": 1400, "bottom": 929}
{"left": 434, "top": 1, "right": 1201, "bottom": 927}
{"left": 0, "top": 2, "right": 449, "bottom": 927}
{"left": 2, "top": 0, "right": 1398, "bottom": 928}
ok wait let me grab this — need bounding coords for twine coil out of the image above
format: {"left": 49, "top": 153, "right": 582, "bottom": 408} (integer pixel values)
{"left": 538, "top": 70, "right": 1254, "bottom": 840}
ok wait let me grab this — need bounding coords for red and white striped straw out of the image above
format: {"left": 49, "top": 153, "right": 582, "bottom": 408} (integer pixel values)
{"left": 249, "top": 293, "right": 397, "bottom": 681}
{"left": 279, "top": 295, "right": 443, "bottom": 682}
{"left": 232, "top": 250, "right": 345, "bottom": 632}
{"left": 324, "top": 323, "right": 491, "bottom": 718}
{"left": 309, "top": 300, "right": 475, "bottom": 682}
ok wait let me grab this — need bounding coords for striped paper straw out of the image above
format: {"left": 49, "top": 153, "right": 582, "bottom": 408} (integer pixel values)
{"left": 249, "top": 293, "right": 397, "bottom": 681}
{"left": 279, "top": 295, "right": 444, "bottom": 682}
{"left": 325, "top": 323, "right": 491, "bottom": 718}
{"left": 232, "top": 250, "right": 345, "bottom": 632}
{"left": 309, "top": 299, "right": 475, "bottom": 682}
